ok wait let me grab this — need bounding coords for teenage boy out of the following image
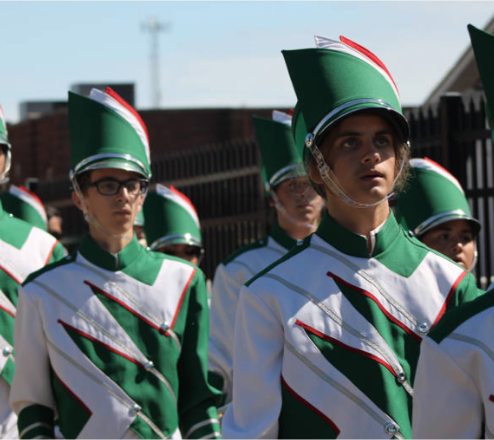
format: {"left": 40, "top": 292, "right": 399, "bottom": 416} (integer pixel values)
{"left": 10, "top": 88, "right": 221, "bottom": 439}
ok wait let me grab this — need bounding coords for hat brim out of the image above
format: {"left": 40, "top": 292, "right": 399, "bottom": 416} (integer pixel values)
{"left": 417, "top": 212, "right": 481, "bottom": 238}
{"left": 73, "top": 157, "right": 149, "bottom": 179}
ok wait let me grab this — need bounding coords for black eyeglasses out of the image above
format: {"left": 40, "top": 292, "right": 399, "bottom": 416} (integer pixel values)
{"left": 87, "top": 178, "right": 149, "bottom": 196}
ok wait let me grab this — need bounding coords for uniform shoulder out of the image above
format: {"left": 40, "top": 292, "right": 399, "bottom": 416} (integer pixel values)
{"left": 428, "top": 288, "right": 494, "bottom": 344}
{"left": 222, "top": 235, "right": 270, "bottom": 266}
{"left": 245, "top": 234, "right": 311, "bottom": 287}
{"left": 23, "top": 252, "right": 77, "bottom": 286}
{"left": 143, "top": 247, "right": 205, "bottom": 277}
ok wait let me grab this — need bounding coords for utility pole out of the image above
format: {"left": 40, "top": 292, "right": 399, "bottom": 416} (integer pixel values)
{"left": 142, "top": 18, "right": 170, "bottom": 108}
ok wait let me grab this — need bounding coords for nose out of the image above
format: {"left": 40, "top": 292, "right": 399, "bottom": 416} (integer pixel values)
{"left": 451, "top": 239, "right": 463, "bottom": 254}
{"left": 115, "top": 184, "right": 131, "bottom": 202}
{"left": 362, "top": 140, "right": 381, "bottom": 164}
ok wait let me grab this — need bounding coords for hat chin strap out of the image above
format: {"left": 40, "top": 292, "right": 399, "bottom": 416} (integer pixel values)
{"left": 71, "top": 178, "right": 133, "bottom": 241}
{"left": 310, "top": 143, "right": 404, "bottom": 209}
{"left": 270, "top": 189, "right": 318, "bottom": 232}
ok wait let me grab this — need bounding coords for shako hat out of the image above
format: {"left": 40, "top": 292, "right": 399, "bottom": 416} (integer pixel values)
{"left": 394, "top": 157, "right": 480, "bottom": 237}
{"left": 282, "top": 35, "right": 409, "bottom": 159}
{"left": 143, "top": 184, "right": 202, "bottom": 251}
{"left": 69, "top": 87, "right": 151, "bottom": 180}
{"left": 468, "top": 24, "right": 494, "bottom": 139}
{"left": 0, "top": 185, "right": 48, "bottom": 230}
{"left": 253, "top": 110, "right": 305, "bottom": 192}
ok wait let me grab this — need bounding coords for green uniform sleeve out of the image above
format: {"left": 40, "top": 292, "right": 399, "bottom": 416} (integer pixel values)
{"left": 178, "top": 270, "right": 222, "bottom": 439}
{"left": 447, "top": 271, "right": 484, "bottom": 312}
{"left": 49, "top": 241, "right": 68, "bottom": 263}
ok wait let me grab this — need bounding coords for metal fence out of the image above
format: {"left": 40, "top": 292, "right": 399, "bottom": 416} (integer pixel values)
{"left": 38, "top": 93, "right": 494, "bottom": 287}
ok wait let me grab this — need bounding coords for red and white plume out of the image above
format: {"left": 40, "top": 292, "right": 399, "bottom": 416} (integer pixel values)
{"left": 314, "top": 35, "right": 400, "bottom": 101}
{"left": 89, "top": 87, "right": 150, "bottom": 163}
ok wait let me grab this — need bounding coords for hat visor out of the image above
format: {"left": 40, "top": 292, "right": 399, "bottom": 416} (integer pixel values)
{"left": 75, "top": 158, "right": 149, "bottom": 179}
{"left": 317, "top": 101, "right": 410, "bottom": 145}
{"left": 150, "top": 234, "right": 202, "bottom": 251}
{"left": 417, "top": 211, "right": 481, "bottom": 237}
{"left": 269, "top": 163, "right": 306, "bottom": 188}
{"left": 0, "top": 133, "right": 10, "bottom": 148}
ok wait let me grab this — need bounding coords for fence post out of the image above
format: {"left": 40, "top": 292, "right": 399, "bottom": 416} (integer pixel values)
{"left": 439, "top": 93, "right": 464, "bottom": 180}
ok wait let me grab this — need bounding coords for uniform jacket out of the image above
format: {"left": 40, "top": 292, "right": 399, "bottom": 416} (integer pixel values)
{"left": 10, "top": 234, "right": 221, "bottom": 439}
{"left": 413, "top": 288, "right": 494, "bottom": 439}
{"left": 208, "top": 222, "right": 298, "bottom": 404}
{"left": 222, "top": 212, "right": 481, "bottom": 439}
{"left": 0, "top": 200, "right": 64, "bottom": 438}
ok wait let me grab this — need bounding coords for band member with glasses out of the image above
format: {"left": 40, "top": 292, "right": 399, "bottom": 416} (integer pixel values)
{"left": 208, "top": 110, "right": 326, "bottom": 408}
{"left": 143, "top": 184, "right": 205, "bottom": 267}
{"left": 222, "top": 35, "right": 481, "bottom": 439}
{"left": 10, "top": 88, "right": 221, "bottom": 439}
{"left": 0, "top": 106, "right": 65, "bottom": 439}
{"left": 412, "top": 24, "right": 494, "bottom": 439}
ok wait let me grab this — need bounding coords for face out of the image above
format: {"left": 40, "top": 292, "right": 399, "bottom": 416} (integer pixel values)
{"left": 313, "top": 113, "right": 397, "bottom": 205}
{"left": 420, "top": 219, "right": 476, "bottom": 269}
{"left": 72, "top": 168, "right": 146, "bottom": 238}
{"left": 272, "top": 177, "right": 326, "bottom": 226}
{"left": 157, "top": 243, "right": 203, "bottom": 266}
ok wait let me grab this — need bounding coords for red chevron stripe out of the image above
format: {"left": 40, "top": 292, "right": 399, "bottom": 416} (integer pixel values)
{"left": 0, "top": 304, "right": 15, "bottom": 318}
{"left": 52, "top": 368, "right": 92, "bottom": 414}
{"left": 0, "top": 263, "right": 21, "bottom": 285}
{"left": 83, "top": 280, "right": 170, "bottom": 336}
{"left": 431, "top": 270, "right": 467, "bottom": 328}
{"left": 296, "top": 319, "right": 396, "bottom": 376}
{"left": 281, "top": 375, "right": 340, "bottom": 435}
{"left": 169, "top": 269, "right": 196, "bottom": 329}
{"left": 44, "top": 240, "right": 59, "bottom": 266}
{"left": 58, "top": 319, "right": 144, "bottom": 368}
{"left": 489, "top": 395, "right": 494, "bottom": 403}
{"left": 327, "top": 271, "right": 422, "bottom": 341}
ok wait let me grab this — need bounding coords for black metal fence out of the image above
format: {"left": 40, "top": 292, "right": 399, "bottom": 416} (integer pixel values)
{"left": 38, "top": 93, "right": 494, "bottom": 288}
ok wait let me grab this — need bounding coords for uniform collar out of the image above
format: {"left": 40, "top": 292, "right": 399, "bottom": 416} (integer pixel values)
{"left": 316, "top": 210, "right": 401, "bottom": 258}
{"left": 78, "top": 233, "right": 143, "bottom": 271}
{"left": 270, "top": 221, "right": 300, "bottom": 250}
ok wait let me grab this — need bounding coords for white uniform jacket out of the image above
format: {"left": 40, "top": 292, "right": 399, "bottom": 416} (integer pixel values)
{"left": 222, "top": 212, "right": 481, "bottom": 439}
{"left": 0, "top": 201, "right": 64, "bottom": 438}
{"left": 10, "top": 234, "right": 221, "bottom": 439}
{"left": 208, "top": 222, "right": 298, "bottom": 404}
{"left": 413, "top": 288, "right": 494, "bottom": 438}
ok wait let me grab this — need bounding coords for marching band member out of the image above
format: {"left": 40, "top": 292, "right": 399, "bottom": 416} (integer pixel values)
{"left": 143, "top": 184, "right": 204, "bottom": 266}
{"left": 222, "top": 35, "right": 482, "bottom": 439}
{"left": 10, "top": 88, "right": 221, "bottom": 439}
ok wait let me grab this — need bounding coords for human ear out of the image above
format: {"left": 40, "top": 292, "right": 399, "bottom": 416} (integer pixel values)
{"left": 308, "top": 159, "right": 324, "bottom": 185}
{"left": 71, "top": 191, "right": 84, "bottom": 211}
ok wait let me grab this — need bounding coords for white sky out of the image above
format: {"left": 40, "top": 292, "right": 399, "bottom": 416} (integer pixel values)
{"left": 1, "top": 1, "right": 494, "bottom": 124}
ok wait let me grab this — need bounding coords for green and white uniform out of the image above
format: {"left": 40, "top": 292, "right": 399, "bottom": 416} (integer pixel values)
{"left": 10, "top": 234, "right": 221, "bottom": 439}
{"left": 10, "top": 87, "right": 221, "bottom": 439}
{"left": 0, "top": 200, "right": 64, "bottom": 438}
{"left": 412, "top": 289, "right": 494, "bottom": 439}
{"left": 222, "top": 212, "right": 481, "bottom": 439}
{"left": 208, "top": 222, "right": 298, "bottom": 404}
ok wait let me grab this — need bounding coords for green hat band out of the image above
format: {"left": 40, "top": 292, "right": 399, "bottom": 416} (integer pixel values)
{"left": 143, "top": 184, "right": 202, "bottom": 250}
{"left": 69, "top": 88, "right": 151, "bottom": 179}
{"left": 394, "top": 158, "right": 481, "bottom": 237}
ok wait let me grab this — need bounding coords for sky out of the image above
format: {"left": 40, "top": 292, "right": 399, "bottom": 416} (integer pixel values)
{"left": 1, "top": 1, "right": 494, "bottom": 124}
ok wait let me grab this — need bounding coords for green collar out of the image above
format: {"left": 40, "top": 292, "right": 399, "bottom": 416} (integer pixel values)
{"left": 78, "top": 233, "right": 144, "bottom": 271}
{"left": 270, "top": 221, "right": 300, "bottom": 250}
{"left": 316, "top": 210, "right": 401, "bottom": 258}
{"left": 0, "top": 199, "right": 4, "bottom": 220}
